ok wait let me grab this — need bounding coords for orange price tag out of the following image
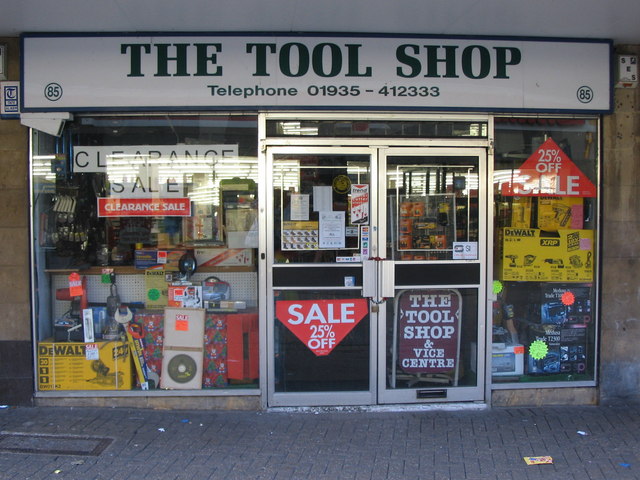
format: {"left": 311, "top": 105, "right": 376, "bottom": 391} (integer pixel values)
{"left": 175, "top": 313, "right": 189, "bottom": 331}
{"left": 68, "top": 273, "right": 83, "bottom": 297}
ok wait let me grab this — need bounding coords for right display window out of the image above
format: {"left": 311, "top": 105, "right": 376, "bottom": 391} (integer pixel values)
{"left": 492, "top": 117, "right": 599, "bottom": 384}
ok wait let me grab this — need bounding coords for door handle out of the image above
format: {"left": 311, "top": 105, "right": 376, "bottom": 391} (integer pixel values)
{"left": 362, "top": 259, "right": 377, "bottom": 298}
{"left": 379, "top": 259, "right": 395, "bottom": 299}
{"left": 362, "top": 258, "right": 395, "bottom": 304}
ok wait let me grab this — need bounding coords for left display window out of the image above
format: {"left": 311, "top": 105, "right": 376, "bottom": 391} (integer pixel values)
{"left": 31, "top": 115, "right": 260, "bottom": 392}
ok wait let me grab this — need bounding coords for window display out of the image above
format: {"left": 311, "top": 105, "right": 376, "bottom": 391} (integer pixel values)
{"left": 31, "top": 115, "right": 260, "bottom": 392}
{"left": 492, "top": 117, "right": 598, "bottom": 384}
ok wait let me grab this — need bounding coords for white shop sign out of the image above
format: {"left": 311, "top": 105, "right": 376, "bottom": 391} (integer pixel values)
{"left": 21, "top": 33, "right": 611, "bottom": 112}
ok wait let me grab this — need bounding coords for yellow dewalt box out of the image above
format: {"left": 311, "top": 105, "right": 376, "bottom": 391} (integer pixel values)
{"left": 500, "top": 227, "right": 594, "bottom": 282}
{"left": 537, "top": 196, "right": 584, "bottom": 231}
{"left": 37, "top": 340, "right": 133, "bottom": 391}
{"left": 511, "top": 197, "right": 532, "bottom": 228}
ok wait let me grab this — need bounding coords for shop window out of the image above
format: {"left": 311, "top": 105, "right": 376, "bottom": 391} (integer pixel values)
{"left": 31, "top": 115, "right": 260, "bottom": 393}
{"left": 492, "top": 117, "right": 598, "bottom": 385}
{"left": 267, "top": 119, "right": 488, "bottom": 138}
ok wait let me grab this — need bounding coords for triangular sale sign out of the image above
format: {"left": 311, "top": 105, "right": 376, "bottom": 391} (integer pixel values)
{"left": 501, "top": 138, "right": 596, "bottom": 197}
{"left": 276, "top": 298, "right": 368, "bottom": 356}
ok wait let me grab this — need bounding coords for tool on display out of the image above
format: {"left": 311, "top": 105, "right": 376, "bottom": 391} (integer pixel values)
{"left": 103, "top": 272, "right": 122, "bottom": 340}
{"left": 54, "top": 275, "right": 88, "bottom": 341}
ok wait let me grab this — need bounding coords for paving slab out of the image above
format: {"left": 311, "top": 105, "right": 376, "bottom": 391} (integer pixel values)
{"left": 0, "top": 404, "right": 638, "bottom": 479}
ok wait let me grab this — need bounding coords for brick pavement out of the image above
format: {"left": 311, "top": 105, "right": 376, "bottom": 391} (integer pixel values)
{"left": 0, "top": 403, "right": 639, "bottom": 479}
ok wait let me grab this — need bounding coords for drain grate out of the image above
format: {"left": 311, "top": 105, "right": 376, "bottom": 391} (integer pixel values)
{"left": 0, "top": 432, "right": 112, "bottom": 456}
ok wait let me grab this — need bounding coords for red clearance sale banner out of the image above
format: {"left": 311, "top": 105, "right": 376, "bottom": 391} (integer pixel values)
{"left": 276, "top": 298, "right": 368, "bottom": 356}
{"left": 98, "top": 197, "right": 191, "bottom": 217}
{"left": 501, "top": 138, "right": 596, "bottom": 197}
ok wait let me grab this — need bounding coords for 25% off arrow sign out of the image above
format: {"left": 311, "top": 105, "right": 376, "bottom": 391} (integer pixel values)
{"left": 276, "top": 298, "right": 369, "bottom": 356}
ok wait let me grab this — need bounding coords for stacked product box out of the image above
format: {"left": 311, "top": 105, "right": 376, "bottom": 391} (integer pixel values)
{"left": 132, "top": 310, "right": 228, "bottom": 388}
{"left": 37, "top": 340, "right": 133, "bottom": 390}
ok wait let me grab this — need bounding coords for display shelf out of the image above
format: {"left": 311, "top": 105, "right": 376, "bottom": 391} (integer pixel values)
{"left": 46, "top": 265, "right": 256, "bottom": 275}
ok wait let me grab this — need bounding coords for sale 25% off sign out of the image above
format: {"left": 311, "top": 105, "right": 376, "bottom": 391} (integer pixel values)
{"left": 275, "top": 299, "right": 369, "bottom": 355}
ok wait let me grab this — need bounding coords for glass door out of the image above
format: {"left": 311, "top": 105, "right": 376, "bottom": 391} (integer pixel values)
{"left": 378, "top": 148, "right": 487, "bottom": 403}
{"left": 266, "top": 147, "right": 377, "bottom": 407}
{"left": 266, "top": 146, "right": 487, "bottom": 407}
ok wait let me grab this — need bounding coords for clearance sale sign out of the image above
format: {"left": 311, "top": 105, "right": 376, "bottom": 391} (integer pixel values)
{"left": 98, "top": 197, "right": 191, "bottom": 217}
{"left": 276, "top": 298, "right": 368, "bottom": 356}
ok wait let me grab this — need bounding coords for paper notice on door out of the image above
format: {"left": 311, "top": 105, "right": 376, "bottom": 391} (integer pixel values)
{"left": 313, "top": 186, "right": 333, "bottom": 212}
{"left": 350, "top": 184, "right": 369, "bottom": 225}
{"left": 319, "top": 211, "right": 345, "bottom": 248}
{"left": 290, "top": 194, "right": 310, "bottom": 221}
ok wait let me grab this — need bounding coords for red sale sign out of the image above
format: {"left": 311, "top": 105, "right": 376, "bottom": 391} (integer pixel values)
{"left": 501, "top": 138, "right": 596, "bottom": 197}
{"left": 98, "top": 197, "right": 192, "bottom": 217}
{"left": 276, "top": 299, "right": 368, "bottom": 356}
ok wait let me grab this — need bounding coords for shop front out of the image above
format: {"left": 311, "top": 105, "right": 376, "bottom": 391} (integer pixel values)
{"left": 19, "top": 33, "right": 609, "bottom": 408}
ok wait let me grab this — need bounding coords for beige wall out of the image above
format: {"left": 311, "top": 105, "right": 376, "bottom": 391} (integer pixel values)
{"left": 0, "top": 37, "right": 30, "bottom": 342}
{"left": 599, "top": 44, "right": 640, "bottom": 403}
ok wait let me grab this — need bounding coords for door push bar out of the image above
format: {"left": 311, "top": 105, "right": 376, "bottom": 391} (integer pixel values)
{"left": 362, "top": 258, "right": 395, "bottom": 304}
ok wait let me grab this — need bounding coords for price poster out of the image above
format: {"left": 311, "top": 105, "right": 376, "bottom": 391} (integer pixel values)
{"left": 276, "top": 298, "right": 368, "bottom": 356}
{"left": 350, "top": 184, "right": 369, "bottom": 225}
{"left": 396, "top": 289, "right": 462, "bottom": 376}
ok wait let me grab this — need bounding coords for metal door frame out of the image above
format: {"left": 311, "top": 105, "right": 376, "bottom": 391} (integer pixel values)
{"left": 376, "top": 147, "right": 488, "bottom": 404}
{"left": 264, "top": 145, "right": 380, "bottom": 407}
{"left": 258, "top": 112, "right": 493, "bottom": 408}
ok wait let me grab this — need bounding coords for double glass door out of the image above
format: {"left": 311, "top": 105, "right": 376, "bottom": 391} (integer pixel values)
{"left": 266, "top": 146, "right": 486, "bottom": 406}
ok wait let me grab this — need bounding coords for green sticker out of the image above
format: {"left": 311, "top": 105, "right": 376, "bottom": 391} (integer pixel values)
{"left": 529, "top": 340, "right": 549, "bottom": 360}
{"left": 148, "top": 288, "right": 160, "bottom": 301}
{"left": 101, "top": 274, "right": 111, "bottom": 284}
{"left": 492, "top": 280, "right": 503, "bottom": 295}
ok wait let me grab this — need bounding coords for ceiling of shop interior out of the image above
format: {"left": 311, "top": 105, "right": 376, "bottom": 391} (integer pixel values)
{"left": 1, "top": 0, "right": 640, "bottom": 44}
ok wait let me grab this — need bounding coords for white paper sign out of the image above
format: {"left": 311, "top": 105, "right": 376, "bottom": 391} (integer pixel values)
{"left": 313, "top": 186, "right": 333, "bottom": 212}
{"left": 453, "top": 242, "right": 478, "bottom": 260}
{"left": 85, "top": 343, "right": 99, "bottom": 360}
{"left": 82, "top": 309, "right": 95, "bottom": 343}
{"left": 290, "top": 194, "right": 310, "bottom": 221}
{"left": 319, "top": 211, "right": 345, "bottom": 248}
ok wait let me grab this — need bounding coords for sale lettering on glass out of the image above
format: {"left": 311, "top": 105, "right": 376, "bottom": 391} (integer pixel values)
{"left": 500, "top": 138, "right": 596, "bottom": 197}
{"left": 396, "top": 289, "right": 462, "bottom": 383}
{"left": 275, "top": 298, "right": 368, "bottom": 356}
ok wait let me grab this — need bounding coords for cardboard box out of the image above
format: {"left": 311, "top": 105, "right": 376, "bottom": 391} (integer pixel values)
{"left": 37, "top": 340, "right": 133, "bottom": 391}
{"left": 492, "top": 344, "right": 525, "bottom": 376}
{"left": 135, "top": 249, "right": 158, "bottom": 269}
{"left": 145, "top": 267, "right": 169, "bottom": 308}
{"left": 526, "top": 323, "right": 588, "bottom": 375}
{"left": 511, "top": 197, "right": 532, "bottom": 228}
{"left": 168, "top": 284, "right": 203, "bottom": 308}
{"left": 132, "top": 310, "right": 229, "bottom": 389}
{"left": 194, "top": 248, "right": 254, "bottom": 267}
{"left": 500, "top": 228, "right": 594, "bottom": 282}
{"left": 161, "top": 307, "right": 206, "bottom": 389}
{"left": 537, "top": 196, "right": 584, "bottom": 231}
{"left": 526, "top": 324, "right": 561, "bottom": 374}
{"left": 541, "top": 284, "right": 592, "bottom": 325}
{"left": 226, "top": 313, "right": 259, "bottom": 380}
{"left": 158, "top": 249, "right": 187, "bottom": 271}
